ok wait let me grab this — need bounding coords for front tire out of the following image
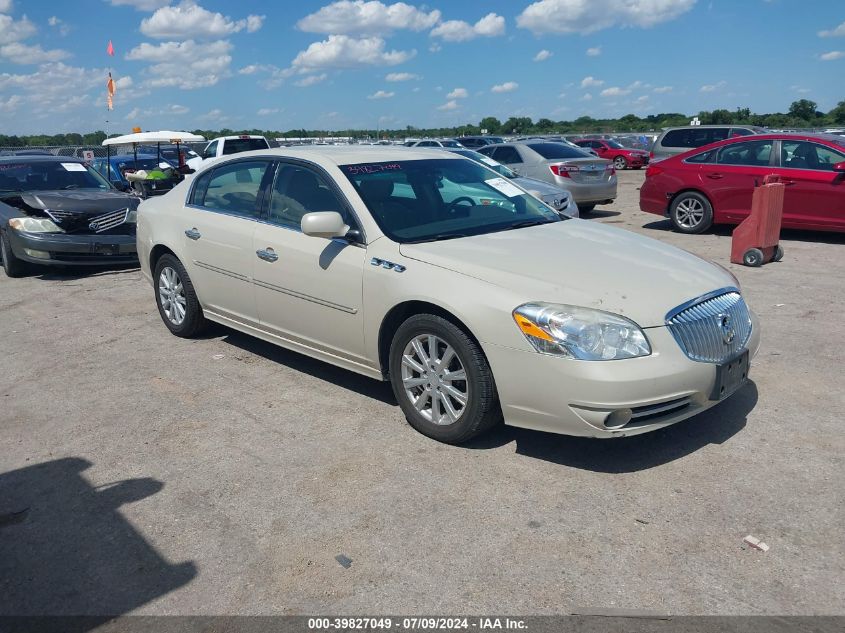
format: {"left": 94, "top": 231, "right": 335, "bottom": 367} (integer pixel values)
{"left": 580, "top": 204, "right": 596, "bottom": 213}
{"left": 389, "top": 314, "right": 501, "bottom": 444}
{"left": 0, "top": 230, "right": 28, "bottom": 278}
{"left": 153, "top": 254, "right": 206, "bottom": 337}
{"left": 613, "top": 156, "right": 628, "bottom": 170}
{"left": 669, "top": 191, "right": 713, "bottom": 234}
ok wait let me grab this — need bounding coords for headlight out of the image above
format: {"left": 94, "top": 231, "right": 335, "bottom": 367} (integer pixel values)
{"left": 8, "top": 217, "right": 64, "bottom": 233}
{"left": 126, "top": 209, "right": 138, "bottom": 223}
{"left": 513, "top": 302, "right": 651, "bottom": 360}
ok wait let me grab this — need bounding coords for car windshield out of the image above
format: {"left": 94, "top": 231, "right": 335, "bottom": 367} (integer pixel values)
{"left": 342, "top": 159, "right": 562, "bottom": 243}
{"left": 606, "top": 140, "right": 625, "bottom": 149}
{"left": 221, "top": 138, "right": 270, "bottom": 155}
{"left": 527, "top": 143, "right": 590, "bottom": 159}
{"left": 0, "top": 160, "right": 112, "bottom": 191}
{"left": 451, "top": 149, "right": 517, "bottom": 178}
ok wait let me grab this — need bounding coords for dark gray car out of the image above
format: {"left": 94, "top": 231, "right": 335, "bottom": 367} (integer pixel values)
{"left": 478, "top": 141, "right": 616, "bottom": 211}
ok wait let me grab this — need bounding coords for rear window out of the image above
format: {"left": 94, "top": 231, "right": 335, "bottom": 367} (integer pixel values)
{"left": 527, "top": 143, "right": 588, "bottom": 159}
{"left": 661, "top": 128, "right": 730, "bottom": 149}
{"left": 222, "top": 138, "right": 270, "bottom": 155}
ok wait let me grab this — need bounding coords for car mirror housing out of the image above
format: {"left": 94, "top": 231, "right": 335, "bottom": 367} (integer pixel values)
{"left": 301, "top": 211, "right": 350, "bottom": 239}
{"left": 832, "top": 161, "right": 845, "bottom": 173}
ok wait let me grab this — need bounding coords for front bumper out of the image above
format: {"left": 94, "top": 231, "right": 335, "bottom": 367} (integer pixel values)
{"left": 6, "top": 229, "right": 138, "bottom": 266}
{"left": 483, "top": 312, "right": 760, "bottom": 438}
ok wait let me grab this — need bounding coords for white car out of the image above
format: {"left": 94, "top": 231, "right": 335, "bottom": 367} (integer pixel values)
{"left": 137, "top": 147, "right": 760, "bottom": 444}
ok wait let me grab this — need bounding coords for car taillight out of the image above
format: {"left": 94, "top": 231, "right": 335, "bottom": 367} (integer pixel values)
{"left": 649, "top": 151, "right": 654, "bottom": 159}
{"left": 550, "top": 164, "right": 579, "bottom": 178}
{"left": 645, "top": 165, "right": 663, "bottom": 178}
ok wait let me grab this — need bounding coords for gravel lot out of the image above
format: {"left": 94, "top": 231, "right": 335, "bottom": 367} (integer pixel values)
{"left": 1, "top": 170, "right": 842, "bottom": 616}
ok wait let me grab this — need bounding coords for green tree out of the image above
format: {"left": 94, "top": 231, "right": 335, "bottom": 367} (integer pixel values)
{"left": 828, "top": 100, "right": 845, "bottom": 124}
{"left": 788, "top": 99, "right": 819, "bottom": 121}
{"left": 478, "top": 116, "right": 501, "bottom": 134}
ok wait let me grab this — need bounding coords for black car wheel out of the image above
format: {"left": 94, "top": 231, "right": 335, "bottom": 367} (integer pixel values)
{"left": 0, "top": 230, "right": 28, "bottom": 278}
{"left": 669, "top": 192, "right": 714, "bottom": 234}
{"left": 389, "top": 314, "right": 501, "bottom": 444}
{"left": 153, "top": 254, "right": 206, "bottom": 337}
{"left": 580, "top": 204, "right": 596, "bottom": 213}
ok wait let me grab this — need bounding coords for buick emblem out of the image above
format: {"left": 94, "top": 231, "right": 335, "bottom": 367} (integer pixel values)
{"left": 718, "top": 314, "right": 735, "bottom": 345}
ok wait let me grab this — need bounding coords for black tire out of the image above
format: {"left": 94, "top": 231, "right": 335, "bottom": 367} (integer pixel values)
{"left": 613, "top": 156, "right": 628, "bottom": 170}
{"left": 580, "top": 204, "right": 596, "bottom": 213}
{"left": 772, "top": 244, "right": 784, "bottom": 262}
{"left": 389, "top": 314, "right": 501, "bottom": 444}
{"left": 669, "top": 191, "right": 713, "bottom": 234}
{"left": 153, "top": 254, "right": 206, "bottom": 337}
{"left": 0, "top": 230, "right": 28, "bottom": 278}
{"left": 743, "top": 248, "right": 764, "bottom": 267}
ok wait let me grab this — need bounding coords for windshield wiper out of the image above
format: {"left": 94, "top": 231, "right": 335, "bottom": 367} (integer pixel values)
{"left": 504, "top": 219, "right": 556, "bottom": 231}
{"left": 404, "top": 233, "right": 469, "bottom": 244}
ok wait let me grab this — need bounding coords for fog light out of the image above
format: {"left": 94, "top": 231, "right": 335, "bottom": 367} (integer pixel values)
{"left": 23, "top": 249, "right": 51, "bottom": 259}
{"left": 604, "top": 408, "right": 633, "bottom": 429}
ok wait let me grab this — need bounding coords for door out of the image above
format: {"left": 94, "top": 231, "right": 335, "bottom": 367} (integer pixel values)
{"left": 252, "top": 162, "right": 368, "bottom": 363}
{"left": 700, "top": 139, "right": 775, "bottom": 223}
{"left": 778, "top": 140, "right": 845, "bottom": 229}
{"left": 180, "top": 159, "right": 273, "bottom": 324}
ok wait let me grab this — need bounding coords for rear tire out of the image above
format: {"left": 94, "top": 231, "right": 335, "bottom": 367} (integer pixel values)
{"left": 580, "top": 204, "right": 596, "bottom": 213}
{"left": 669, "top": 191, "right": 713, "bottom": 234}
{"left": 389, "top": 314, "right": 501, "bottom": 444}
{"left": 0, "top": 230, "right": 28, "bottom": 278}
{"left": 153, "top": 254, "right": 206, "bottom": 337}
{"left": 613, "top": 156, "right": 628, "bottom": 170}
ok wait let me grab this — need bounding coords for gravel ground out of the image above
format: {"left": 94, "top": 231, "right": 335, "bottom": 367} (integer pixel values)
{"left": 0, "top": 170, "right": 842, "bottom": 616}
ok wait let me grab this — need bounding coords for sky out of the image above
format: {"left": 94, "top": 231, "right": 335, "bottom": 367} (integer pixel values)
{"left": 0, "top": 0, "right": 843, "bottom": 135}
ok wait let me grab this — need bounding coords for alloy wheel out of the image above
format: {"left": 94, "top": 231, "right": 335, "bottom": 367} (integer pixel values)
{"left": 158, "top": 266, "right": 187, "bottom": 326}
{"left": 614, "top": 156, "right": 627, "bottom": 170}
{"left": 401, "top": 334, "right": 469, "bottom": 426}
{"left": 674, "top": 197, "right": 705, "bottom": 229}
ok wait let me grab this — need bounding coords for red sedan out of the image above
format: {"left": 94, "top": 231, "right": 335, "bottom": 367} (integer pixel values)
{"left": 573, "top": 139, "right": 649, "bottom": 170}
{"left": 640, "top": 133, "right": 845, "bottom": 233}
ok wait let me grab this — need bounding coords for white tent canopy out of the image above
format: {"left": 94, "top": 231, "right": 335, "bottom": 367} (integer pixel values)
{"left": 102, "top": 130, "right": 205, "bottom": 146}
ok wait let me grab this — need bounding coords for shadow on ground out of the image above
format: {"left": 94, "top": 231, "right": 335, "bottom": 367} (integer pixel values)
{"left": 466, "top": 381, "right": 757, "bottom": 473}
{"left": 642, "top": 219, "right": 845, "bottom": 245}
{"left": 0, "top": 457, "right": 195, "bottom": 626}
{"left": 33, "top": 265, "right": 141, "bottom": 282}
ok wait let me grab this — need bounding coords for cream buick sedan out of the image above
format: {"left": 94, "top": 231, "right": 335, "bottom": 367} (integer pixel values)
{"left": 137, "top": 147, "right": 760, "bottom": 444}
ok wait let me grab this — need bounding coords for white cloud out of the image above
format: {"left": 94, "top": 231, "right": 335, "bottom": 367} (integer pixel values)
{"left": 446, "top": 87, "right": 468, "bottom": 98}
{"left": 297, "top": 1, "right": 440, "bottom": 35}
{"left": 517, "top": 0, "right": 696, "bottom": 35}
{"left": 586, "top": 46, "right": 601, "bottom": 56}
{"left": 580, "top": 76, "right": 604, "bottom": 88}
{"left": 107, "top": 0, "right": 170, "bottom": 10}
{"left": 47, "top": 16, "right": 71, "bottom": 36}
{"left": 699, "top": 80, "right": 726, "bottom": 92}
{"left": 0, "top": 94, "right": 23, "bottom": 113}
{"left": 0, "top": 42, "right": 70, "bottom": 64}
{"left": 533, "top": 49, "right": 552, "bottom": 62}
{"left": 429, "top": 42, "right": 441, "bottom": 52}
{"left": 818, "top": 21, "right": 845, "bottom": 38}
{"left": 291, "top": 35, "right": 415, "bottom": 72}
{"left": 0, "top": 14, "right": 36, "bottom": 44}
{"left": 170, "top": 104, "right": 189, "bottom": 114}
{"left": 295, "top": 73, "right": 328, "bottom": 87}
{"left": 238, "top": 64, "right": 271, "bottom": 75}
{"left": 367, "top": 89, "right": 394, "bottom": 99}
{"left": 600, "top": 86, "right": 631, "bottom": 97}
{"left": 385, "top": 72, "right": 419, "bottom": 81}
{"left": 820, "top": 50, "right": 844, "bottom": 61}
{"left": 437, "top": 100, "right": 458, "bottom": 111}
{"left": 0, "top": 0, "right": 13, "bottom": 13}
{"left": 198, "top": 108, "right": 228, "bottom": 122}
{"left": 581, "top": 93, "right": 593, "bottom": 101}
{"left": 653, "top": 85, "right": 673, "bottom": 93}
{"left": 257, "top": 107, "right": 279, "bottom": 115}
{"left": 430, "top": 12, "right": 505, "bottom": 42}
{"left": 140, "top": 2, "right": 265, "bottom": 39}
{"left": 491, "top": 81, "right": 518, "bottom": 93}
{"left": 126, "top": 39, "right": 234, "bottom": 89}
{"left": 790, "top": 85, "right": 811, "bottom": 94}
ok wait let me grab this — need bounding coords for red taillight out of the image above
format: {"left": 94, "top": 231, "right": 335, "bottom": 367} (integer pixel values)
{"left": 649, "top": 151, "right": 655, "bottom": 159}
{"left": 550, "top": 164, "right": 579, "bottom": 178}
{"left": 645, "top": 165, "right": 663, "bottom": 178}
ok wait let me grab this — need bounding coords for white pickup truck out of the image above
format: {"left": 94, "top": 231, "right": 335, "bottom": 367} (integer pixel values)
{"left": 186, "top": 135, "right": 271, "bottom": 170}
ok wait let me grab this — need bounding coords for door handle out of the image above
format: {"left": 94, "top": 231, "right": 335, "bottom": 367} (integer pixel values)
{"left": 706, "top": 173, "right": 724, "bottom": 180}
{"left": 184, "top": 228, "right": 201, "bottom": 240}
{"left": 783, "top": 180, "right": 797, "bottom": 186}
{"left": 256, "top": 248, "right": 278, "bottom": 262}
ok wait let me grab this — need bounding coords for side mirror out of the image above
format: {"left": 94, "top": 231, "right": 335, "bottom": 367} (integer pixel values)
{"left": 301, "top": 211, "right": 349, "bottom": 239}
{"left": 833, "top": 161, "right": 845, "bottom": 173}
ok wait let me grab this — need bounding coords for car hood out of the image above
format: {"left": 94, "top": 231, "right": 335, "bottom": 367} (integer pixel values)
{"left": 512, "top": 176, "right": 570, "bottom": 199}
{"left": 19, "top": 190, "right": 138, "bottom": 215}
{"left": 398, "top": 220, "right": 735, "bottom": 328}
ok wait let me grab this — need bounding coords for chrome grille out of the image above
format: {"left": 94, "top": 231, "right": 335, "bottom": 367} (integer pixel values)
{"left": 666, "top": 291, "right": 752, "bottom": 363}
{"left": 87, "top": 208, "right": 129, "bottom": 233}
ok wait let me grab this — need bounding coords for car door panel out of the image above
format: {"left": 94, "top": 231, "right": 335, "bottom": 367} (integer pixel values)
{"left": 253, "top": 162, "right": 368, "bottom": 364}
{"left": 779, "top": 141, "right": 845, "bottom": 229}
{"left": 702, "top": 140, "right": 775, "bottom": 223}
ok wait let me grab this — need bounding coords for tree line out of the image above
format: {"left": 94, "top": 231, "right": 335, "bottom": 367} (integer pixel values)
{"left": 2, "top": 100, "right": 843, "bottom": 147}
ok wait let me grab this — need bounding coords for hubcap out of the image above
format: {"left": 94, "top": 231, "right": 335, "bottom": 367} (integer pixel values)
{"left": 675, "top": 198, "right": 705, "bottom": 229}
{"left": 158, "top": 266, "right": 187, "bottom": 326}
{"left": 401, "top": 334, "right": 469, "bottom": 426}
{"left": 614, "top": 157, "right": 626, "bottom": 169}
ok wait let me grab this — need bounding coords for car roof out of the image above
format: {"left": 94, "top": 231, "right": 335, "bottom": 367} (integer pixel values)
{"left": 195, "top": 146, "right": 465, "bottom": 167}
{"left": 0, "top": 155, "right": 82, "bottom": 163}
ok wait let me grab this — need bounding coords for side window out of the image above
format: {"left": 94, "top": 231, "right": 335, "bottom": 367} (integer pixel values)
{"left": 591, "top": 141, "right": 603, "bottom": 149}
{"left": 418, "top": 141, "right": 437, "bottom": 147}
{"left": 730, "top": 128, "right": 754, "bottom": 137}
{"left": 782, "top": 141, "right": 845, "bottom": 171}
{"left": 716, "top": 140, "right": 773, "bottom": 166}
{"left": 491, "top": 146, "right": 523, "bottom": 164}
{"left": 661, "top": 129, "right": 690, "bottom": 148}
{"left": 268, "top": 164, "right": 347, "bottom": 230}
{"left": 190, "top": 170, "right": 213, "bottom": 205}
{"left": 685, "top": 149, "right": 717, "bottom": 164}
{"left": 197, "top": 160, "right": 269, "bottom": 218}
{"left": 477, "top": 146, "right": 495, "bottom": 157}
{"left": 202, "top": 141, "right": 218, "bottom": 159}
